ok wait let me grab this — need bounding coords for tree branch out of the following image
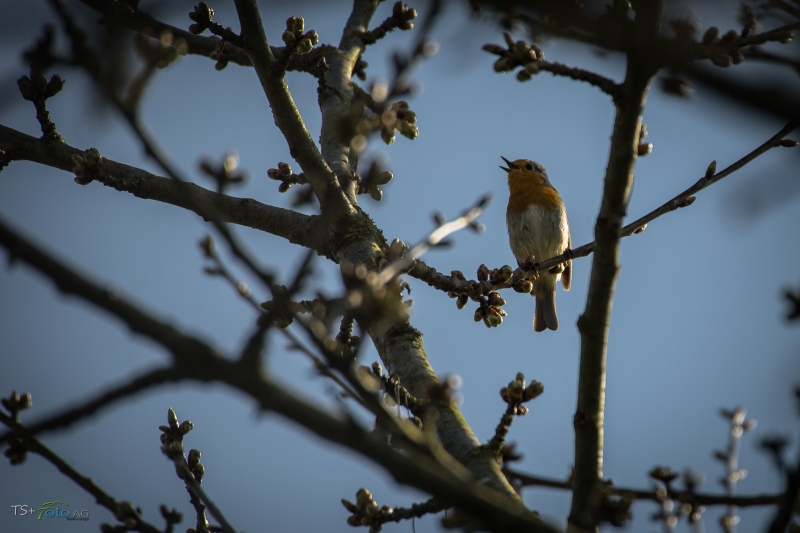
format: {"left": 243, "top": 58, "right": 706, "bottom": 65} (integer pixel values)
{"left": 504, "top": 469, "right": 782, "bottom": 508}
{"left": 569, "top": 2, "right": 661, "bottom": 528}
{"left": 0, "top": 411, "right": 164, "bottom": 533}
{"left": 0, "top": 212, "right": 555, "bottom": 532}
{"left": 406, "top": 117, "right": 799, "bottom": 312}
{"left": 231, "top": 0, "right": 348, "bottom": 212}
{"left": 0, "top": 367, "right": 180, "bottom": 445}
{"left": 0, "top": 124, "right": 318, "bottom": 250}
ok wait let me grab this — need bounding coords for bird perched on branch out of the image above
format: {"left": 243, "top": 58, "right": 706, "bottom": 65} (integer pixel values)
{"left": 502, "top": 157, "right": 571, "bottom": 332}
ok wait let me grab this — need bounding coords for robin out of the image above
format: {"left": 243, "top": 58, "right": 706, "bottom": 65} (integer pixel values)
{"left": 501, "top": 157, "right": 571, "bottom": 332}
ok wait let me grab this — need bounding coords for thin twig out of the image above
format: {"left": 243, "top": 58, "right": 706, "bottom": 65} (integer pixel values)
{"left": 0, "top": 367, "right": 181, "bottom": 445}
{"left": 377, "top": 193, "right": 491, "bottom": 285}
{"left": 0, "top": 411, "right": 164, "bottom": 533}
{"left": 503, "top": 468, "right": 781, "bottom": 508}
{"left": 170, "top": 455, "right": 237, "bottom": 533}
{"left": 406, "top": 117, "right": 800, "bottom": 300}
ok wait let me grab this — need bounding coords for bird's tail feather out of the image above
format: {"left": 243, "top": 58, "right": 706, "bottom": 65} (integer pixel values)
{"left": 533, "top": 290, "right": 558, "bottom": 332}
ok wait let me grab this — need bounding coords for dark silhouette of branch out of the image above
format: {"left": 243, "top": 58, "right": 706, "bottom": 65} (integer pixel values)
{"left": 0, "top": 367, "right": 181, "bottom": 446}
{"left": 0, "top": 213, "right": 557, "bottom": 532}
{"left": 504, "top": 469, "right": 782, "bottom": 508}
{"left": 0, "top": 411, "right": 164, "bottom": 533}
{"left": 766, "top": 442, "right": 800, "bottom": 533}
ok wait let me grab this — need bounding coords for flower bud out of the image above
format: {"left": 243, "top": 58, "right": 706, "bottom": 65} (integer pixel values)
{"left": 702, "top": 26, "right": 719, "bottom": 45}
{"left": 482, "top": 44, "right": 505, "bottom": 55}
{"left": 487, "top": 292, "right": 506, "bottom": 306}
{"left": 381, "top": 128, "right": 396, "bottom": 145}
{"left": 304, "top": 30, "right": 319, "bottom": 45}
{"left": 705, "top": 160, "right": 716, "bottom": 178}
{"left": 282, "top": 30, "right": 296, "bottom": 45}
{"left": 476, "top": 264, "right": 489, "bottom": 281}
{"left": 296, "top": 38, "right": 313, "bottom": 55}
{"left": 493, "top": 57, "right": 515, "bottom": 73}
{"left": 286, "top": 16, "right": 304, "bottom": 35}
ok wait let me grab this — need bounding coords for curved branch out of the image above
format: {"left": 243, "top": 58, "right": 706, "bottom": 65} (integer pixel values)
{"left": 0, "top": 367, "right": 181, "bottom": 445}
{"left": 0, "top": 412, "right": 164, "bottom": 533}
{"left": 0, "top": 216, "right": 556, "bottom": 532}
{"left": 0, "top": 124, "right": 317, "bottom": 249}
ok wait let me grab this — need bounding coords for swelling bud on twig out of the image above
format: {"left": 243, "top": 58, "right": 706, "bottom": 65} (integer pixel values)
{"left": 705, "top": 160, "right": 716, "bottom": 178}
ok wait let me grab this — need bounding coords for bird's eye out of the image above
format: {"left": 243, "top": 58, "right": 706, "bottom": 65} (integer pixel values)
{"left": 525, "top": 163, "right": 534, "bottom": 171}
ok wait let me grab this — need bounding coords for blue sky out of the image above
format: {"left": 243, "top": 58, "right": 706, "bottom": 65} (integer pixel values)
{"left": 1, "top": 1, "right": 799, "bottom": 532}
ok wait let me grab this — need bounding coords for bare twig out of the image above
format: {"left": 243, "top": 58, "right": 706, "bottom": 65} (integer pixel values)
{"left": 0, "top": 367, "right": 181, "bottom": 445}
{"left": 377, "top": 193, "right": 491, "bottom": 285}
{"left": 406, "top": 117, "right": 800, "bottom": 301}
{"left": 0, "top": 212, "right": 556, "bottom": 532}
{"left": 0, "top": 125, "right": 316, "bottom": 249}
{"left": 0, "top": 411, "right": 163, "bottom": 533}
{"left": 504, "top": 468, "right": 781, "bottom": 507}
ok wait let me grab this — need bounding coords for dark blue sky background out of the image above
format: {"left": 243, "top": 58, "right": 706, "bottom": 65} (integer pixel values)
{"left": 1, "top": 1, "right": 799, "bottom": 532}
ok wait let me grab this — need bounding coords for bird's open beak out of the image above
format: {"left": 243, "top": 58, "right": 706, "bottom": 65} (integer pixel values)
{"left": 499, "top": 156, "right": 517, "bottom": 173}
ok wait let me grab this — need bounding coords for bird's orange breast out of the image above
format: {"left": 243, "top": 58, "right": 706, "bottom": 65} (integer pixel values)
{"left": 507, "top": 177, "right": 563, "bottom": 215}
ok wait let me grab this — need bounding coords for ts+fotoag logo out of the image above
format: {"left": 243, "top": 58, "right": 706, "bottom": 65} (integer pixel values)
{"left": 11, "top": 500, "right": 89, "bottom": 521}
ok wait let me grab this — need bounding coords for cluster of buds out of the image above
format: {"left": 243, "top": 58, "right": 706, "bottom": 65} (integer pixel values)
{"left": 356, "top": 160, "right": 394, "bottom": 201}
{"left": 1, "top": 391, "right": 32, "bottom": 418}
{"left": 71, "top": 148, "right": 103, "bottom": 186}
{"left": 391, "top": 2, "right": 417, "bottom": 30}
{"left": 18, "top": 68, "right": 64, "bottom": 142}
{"left": 499, "top": 373, "right": 543, "bottom": 415}
{"left": 374, "top": 238, "right": 408, "bottom": 271}
{"left": 159, "top": 505, "right": 183, "bottom": 529}
{"left": 483, "top": 32, "right": 544, "bottom": 82}
{"left": 267, "top": 161, "right": 306, "bottom": 193}
{"left": 473, "top": 290, "right": 507, "bottom": 328}
{"left": 18, "top": 71, "right": 63, "bottom": 102}
{"left": 380, "top": 101, "right": 418, "bottom": 145}
{"left": 259, "top": 285, "right": 297, "bottom": 329}
{"left": 700, "top": 27, "right": 748, "bottom": 67}
{"left": 596, "top": 489, "right": 634, "bottom": 528}
{"left": 449, "top": 264, "right": 520, "bottom": 327}
{"left": 159, "top": 408, "right": 194, "bottom": 457}
{"left": 4, "top": 435, "right": 27, "bottom": 465}
{"left": 353, "top": 56, "right": 369, "bottom": 80}
{"left": 649, "top": 466, "right": 680, "bottom": 488}
{"left": 2, "top": 391, "right": 33, "bottom": 465}
{"left": 342, "top": 488, "right": 394, "bottom": 532}
{"left": 367, "top": 361, "right": 423, "bottom": 414}
{"left": 477, "top": 263, "right": 514, "bottom": 285}
{"left": 102, "top": 501, "right": 142, "bottom": 531}
{"left": 133, "top": 32, "right": 188, "bottom": 71}
{"left": 648, "top": 467, "right": 705, "bottom": 529}
{"left": 199, "top": 151, "right": 247, "bottom": 193}
{"left": 187, "top": 2, "right": 215, "bottom": 35}
{"left": 282, "top": 17, "right": 319, "bottom": 55}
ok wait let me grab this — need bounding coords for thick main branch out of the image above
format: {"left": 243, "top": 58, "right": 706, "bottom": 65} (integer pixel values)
{"left": 568, "top": 49, "right": 657, "bottom": 533}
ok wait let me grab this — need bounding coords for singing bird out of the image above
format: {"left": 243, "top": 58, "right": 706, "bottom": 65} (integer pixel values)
{"left": 502, "top": 157, "right": 571, "bottom": 332}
